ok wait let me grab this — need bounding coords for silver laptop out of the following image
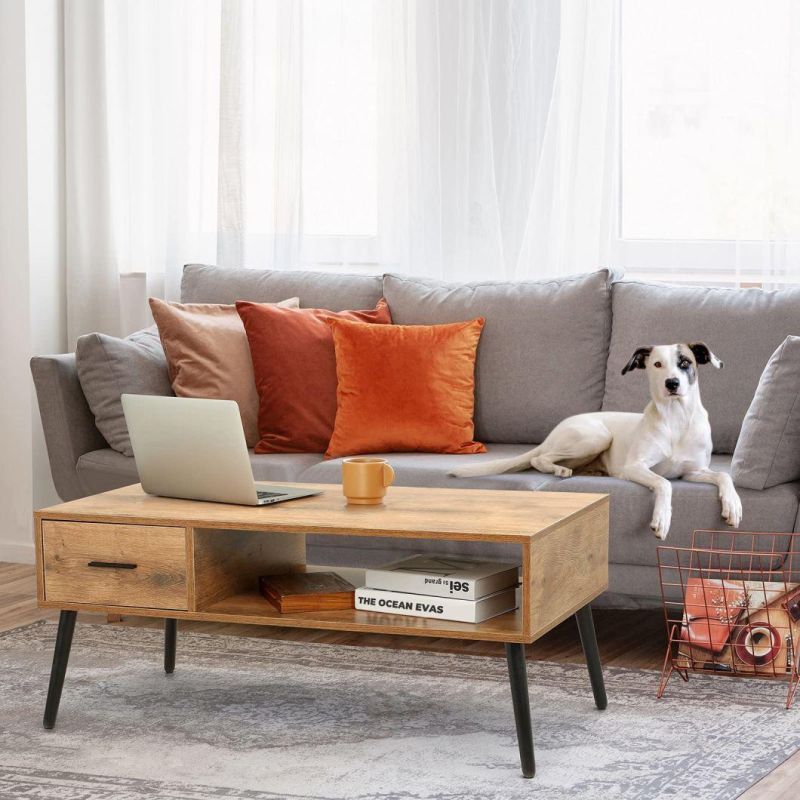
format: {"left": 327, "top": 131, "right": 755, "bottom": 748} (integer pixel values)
{"left": 121, "top": 394, "right": 321, "bottom": 506}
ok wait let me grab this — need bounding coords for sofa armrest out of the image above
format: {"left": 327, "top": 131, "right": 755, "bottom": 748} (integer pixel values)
{"left": 30, "top": 354, "right": 108, "bottom": 501}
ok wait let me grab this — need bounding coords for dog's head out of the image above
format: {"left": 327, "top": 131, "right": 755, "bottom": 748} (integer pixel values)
{"left": 621, "top": 343, "right": 723, "bottom": 401}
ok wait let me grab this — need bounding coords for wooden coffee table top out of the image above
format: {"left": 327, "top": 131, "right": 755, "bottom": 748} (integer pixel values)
{"left": 37, "top": 483, "right": 608, "bottom": 543}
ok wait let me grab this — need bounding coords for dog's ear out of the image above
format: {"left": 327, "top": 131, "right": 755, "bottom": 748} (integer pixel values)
{"left": 689, "top": 342, "right": 723, "bottom": 369}
{"left": 621, "top": 347, "right": 652, "bottom": 375}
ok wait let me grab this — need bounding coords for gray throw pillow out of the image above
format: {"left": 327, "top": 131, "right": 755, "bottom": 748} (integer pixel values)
{"left": 76, "top": 328, "right": 174, "bottom": 457}
{"left": 732, "top": 336, "right": 800, "bottom": 489}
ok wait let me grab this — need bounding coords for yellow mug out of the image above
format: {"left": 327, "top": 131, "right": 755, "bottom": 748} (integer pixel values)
{"left": 342, "top": 457, "right": 396, "bottom": 505}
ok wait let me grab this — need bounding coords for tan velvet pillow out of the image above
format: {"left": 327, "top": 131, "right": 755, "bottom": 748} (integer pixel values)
{"left": 149, "top": 296, "right": 299, "bottom": 446}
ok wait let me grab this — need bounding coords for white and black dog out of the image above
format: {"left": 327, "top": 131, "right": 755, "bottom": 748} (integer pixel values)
{"left": 450, "top": 343, "right": 742, "bottom": 540}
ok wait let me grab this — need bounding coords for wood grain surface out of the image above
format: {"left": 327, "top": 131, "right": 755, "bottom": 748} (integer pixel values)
{"left": 42, "top": 521, "right": 188, "bottom": 610}
{"left": 36, "top": 483, "right": 608, "bottom": 542}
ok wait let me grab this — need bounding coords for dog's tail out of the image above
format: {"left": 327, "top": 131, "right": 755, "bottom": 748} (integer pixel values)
{"left": 448, "top": 446, "right": 540, "bottom": 479}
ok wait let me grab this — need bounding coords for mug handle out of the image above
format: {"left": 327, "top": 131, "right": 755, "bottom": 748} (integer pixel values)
{"left": 383, "top": 463, "right": 396, "bottom": 487}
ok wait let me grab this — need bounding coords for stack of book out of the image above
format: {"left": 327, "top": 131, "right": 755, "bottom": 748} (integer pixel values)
{"left": 354, "top": 554, "right": 520, "bottom": 623}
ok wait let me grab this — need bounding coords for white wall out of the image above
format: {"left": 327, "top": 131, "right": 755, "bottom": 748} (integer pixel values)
{"left": 0, "top": 0, "right": 65, "bottom": 563}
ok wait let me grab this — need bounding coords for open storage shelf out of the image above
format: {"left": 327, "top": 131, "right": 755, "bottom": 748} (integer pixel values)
{"left": 203, "top": 586, "right": 524, "bottom": 641}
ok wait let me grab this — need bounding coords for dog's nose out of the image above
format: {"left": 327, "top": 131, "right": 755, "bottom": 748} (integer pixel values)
{"left": 665, "top": 378, "right": 680, "bottom": 393}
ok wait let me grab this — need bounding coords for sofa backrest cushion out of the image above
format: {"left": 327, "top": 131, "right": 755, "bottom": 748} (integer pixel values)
{"left": 603, "top": 280, "right": 800, "bottom": 453}
{"left": 382, "top": 270, "right": 615, "bottom": 444}
{"left": 181, "top": 264, "right": 383, "bottom": 311}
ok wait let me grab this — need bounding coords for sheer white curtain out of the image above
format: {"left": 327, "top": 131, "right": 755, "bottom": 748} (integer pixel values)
{"left": 63, "top": 0, "right": 618, "bottom": 342}
{"left": 65, "top": 0, "right": 221, "bottom": 343}
{"left": 377, "top": 1, "right": 617, "bottom": 280}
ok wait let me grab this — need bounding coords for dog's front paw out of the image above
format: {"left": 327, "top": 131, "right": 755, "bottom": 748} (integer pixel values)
{"left": 650, "top": 506, "right": 672, "bottom": 540}
{"left": 553, "top": 465, "right": 573, "bottom": 478}
{"left": 721, "top": 491, "right": 743, "bottom": 528}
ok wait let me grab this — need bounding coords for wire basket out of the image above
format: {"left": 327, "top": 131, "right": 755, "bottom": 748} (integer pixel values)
{"left": 657, "top": 530, "right": 800, "bottom": 708}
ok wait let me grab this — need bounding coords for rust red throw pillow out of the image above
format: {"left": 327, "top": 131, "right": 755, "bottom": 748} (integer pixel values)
{"left": 236, "top": 299, "right": 392, "bottom": 453}
{"left": 325, "top": 317, "right": 487, "bottom": 458}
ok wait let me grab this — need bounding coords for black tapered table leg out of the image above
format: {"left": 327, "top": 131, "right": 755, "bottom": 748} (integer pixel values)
{"left": 43, "top": 610, "right": 77, "bottom": 729}
{"left": 575, "top": 604, "right": 607, "bottom": 710}
{"left": 164, "top": 618, "right": 177, "bottom": 675}
{"left": 505, "top": 643, "right": 535, "bottom": 778}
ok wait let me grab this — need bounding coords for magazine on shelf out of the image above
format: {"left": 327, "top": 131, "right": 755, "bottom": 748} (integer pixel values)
{"left": 355, "top": 586, "right": 518, "bottom": 623}
{"left": 364, "top": 554, "right": 520, "bottom": 600}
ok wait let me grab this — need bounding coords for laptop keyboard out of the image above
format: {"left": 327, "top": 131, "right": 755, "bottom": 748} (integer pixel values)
{"left": 257, "top": 490, "right": 287, "bottom": 500}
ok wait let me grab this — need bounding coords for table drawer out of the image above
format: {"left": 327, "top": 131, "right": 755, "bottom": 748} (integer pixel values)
{"left": 42, "top": 521, "right": 188, "bottom": 609}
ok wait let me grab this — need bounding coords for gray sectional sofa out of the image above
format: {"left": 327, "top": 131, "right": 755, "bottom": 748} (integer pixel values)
{"left": 31, "top": 265, "right": 800, "bottom": 607}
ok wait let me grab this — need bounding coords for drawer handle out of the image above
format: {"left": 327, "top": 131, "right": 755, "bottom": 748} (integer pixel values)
{"left": 87, "top": 561, "right": 138, "bottom": 570}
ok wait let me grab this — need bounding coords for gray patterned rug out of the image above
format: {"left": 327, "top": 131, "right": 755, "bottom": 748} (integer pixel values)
{"left": 0, "top": 621, "right": 797, "bottom": 800}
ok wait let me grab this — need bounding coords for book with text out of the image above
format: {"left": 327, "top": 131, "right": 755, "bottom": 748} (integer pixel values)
{"left": 364, "top": 554, "right": 519, "bottom": 600}
{"left": 355, "top": 586, "right": 518, "bottom": 623}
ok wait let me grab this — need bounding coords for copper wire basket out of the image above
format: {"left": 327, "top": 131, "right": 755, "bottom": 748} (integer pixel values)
{"left": 657, "top": 530, "right": 800, "bottom": 708}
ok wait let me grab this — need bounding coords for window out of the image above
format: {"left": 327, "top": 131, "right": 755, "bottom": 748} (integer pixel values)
{"left": 301, "top": 0, "right": 377, "bottom": 260}
{"left": 619, "top": 0, "right": 800, "bottom": 285}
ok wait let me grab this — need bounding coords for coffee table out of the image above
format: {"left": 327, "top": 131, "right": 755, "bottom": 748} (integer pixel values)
{"left": 34, "top": 483, "right": 609, "bottom": 778}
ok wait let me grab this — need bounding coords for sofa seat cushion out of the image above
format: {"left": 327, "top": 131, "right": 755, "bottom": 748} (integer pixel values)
{"left": 298, "top": 444, "right": 559, "bottom": 491}
{"left": 548, "top": 455, "right": 800, "bottom": 567}
{"left": 603, "top": 279, "right": 800, "bottom": 453}
{"left": 381, "top": 270, "right": 615, "bottom": 444}
{"left": 181, "top": 264, "right": 383, "bottom": 311}
{"left": 76, "top": 448, "right": 325, "bottom": 496}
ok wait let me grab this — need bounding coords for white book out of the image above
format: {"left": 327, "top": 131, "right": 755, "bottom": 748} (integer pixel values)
{"left": 355, "top": 586, "right": 518, "bottom": 623}
{"left": 365, "top": 554, "right": 520, "bottom": 600}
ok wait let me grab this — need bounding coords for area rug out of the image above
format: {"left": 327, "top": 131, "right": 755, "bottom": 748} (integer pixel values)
{"left": 0, "top": 621, "right": 797, "bottom": 800}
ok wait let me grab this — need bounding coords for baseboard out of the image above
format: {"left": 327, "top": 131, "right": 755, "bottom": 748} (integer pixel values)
{"left": 0, "top": 542, "right": 35, "bottom": 564}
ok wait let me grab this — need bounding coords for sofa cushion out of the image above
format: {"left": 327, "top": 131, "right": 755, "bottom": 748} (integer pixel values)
{"left": 326, "top": 317, "right": 487, "bottom": 458}
{"left": 76, "top": 447, "right": 324, "bottom": 496}
{"left": 76, "top": 328, "right": 173, "bottom": 457}
{"left": 237, "top": 299, "right": 393, "bottom": 454}
{"left": 732, "top": 336, "right": 800, "bottom": 490}
{"left": 181, "top": 264, "right": 383, "bottom": 311}
{"left": 298, "top": 444, "right": 559, "bottom": 491}
{"left": 381, "top": 270, "right": 615, "bottom": 444}
{"left": 149, "top": 296, "right": 298, "bottom": 447}
{"left": 548, "top": 455, "right": 799, "bottom": 568}
{"left": 603, "top": 280, "right": 800, "bottom": 453}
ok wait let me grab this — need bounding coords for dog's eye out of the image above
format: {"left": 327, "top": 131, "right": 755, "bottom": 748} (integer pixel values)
{"left": 653, "top": 361, "right": 662, "bottom": 368}
{"left": 679, "top": 360, "right": 690, "bottom": 370}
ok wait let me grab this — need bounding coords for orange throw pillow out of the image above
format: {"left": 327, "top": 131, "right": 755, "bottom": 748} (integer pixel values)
{"left": 325, "top": 317, "right": 487, "bottom": 458}
{"left": 236, "top": 299, "right": 393, "bottom": 453}
{"left": 149, "top": 297, "right": 298, "bottom": 447}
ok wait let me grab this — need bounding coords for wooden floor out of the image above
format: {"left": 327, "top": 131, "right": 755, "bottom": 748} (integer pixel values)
{"left": 1, "top": 561, "right": 794, "bottom": 797}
